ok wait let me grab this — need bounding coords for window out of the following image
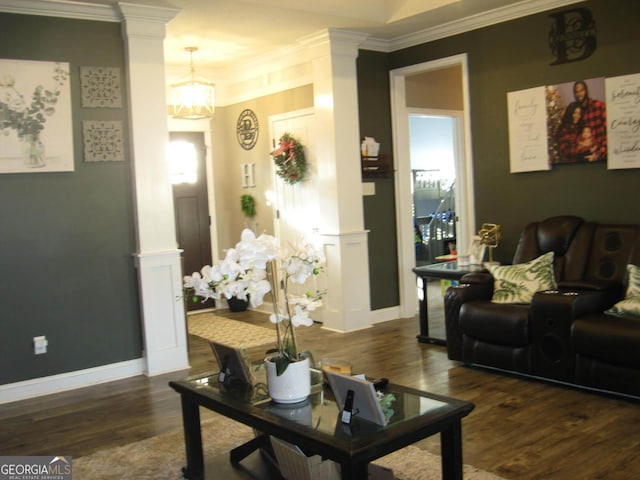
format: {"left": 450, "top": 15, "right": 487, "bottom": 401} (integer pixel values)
{"left": 168, "top": 140, "right": 197, "bottom": 184}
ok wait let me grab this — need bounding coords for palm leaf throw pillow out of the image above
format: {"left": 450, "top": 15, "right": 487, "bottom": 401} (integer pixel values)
{"left": 488, "top": 251, "right": 557, "bottom": 304}
{"left": 606, "top": 264, "right": 640, "bottom": 317}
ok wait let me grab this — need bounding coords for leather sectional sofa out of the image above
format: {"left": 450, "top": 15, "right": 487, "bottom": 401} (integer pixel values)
{"left": 444, "top": 215, "right": 640, "bottom": 398}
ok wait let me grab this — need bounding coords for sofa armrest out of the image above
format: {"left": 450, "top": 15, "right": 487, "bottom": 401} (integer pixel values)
{"left": 444, "top": 281, "right": 494, "bottom": 361}
{"left": 459, "top": 271, "right": 494, "bottom": 286}
{"left": 530, "top": 288, "right": 623, "bottom": 381}
{"left": 530, "top": 289, "right": 617, "bottom": 348}
{"left": 557, "top": 280, "right": 623, "bottom": 295}
{"left": 532, "top": 286, "right": 621, "bottom": 321}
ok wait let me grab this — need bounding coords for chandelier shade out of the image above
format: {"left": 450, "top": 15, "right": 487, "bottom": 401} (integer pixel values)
{"left": 169, "top": 47, "right": 215, "bottom": 120}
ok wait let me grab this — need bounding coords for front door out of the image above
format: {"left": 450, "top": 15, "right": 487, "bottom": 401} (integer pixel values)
{"left": 170, "top": 131, "right": 214, "bottom": 311}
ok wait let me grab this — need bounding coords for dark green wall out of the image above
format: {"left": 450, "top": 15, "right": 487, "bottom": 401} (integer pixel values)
{"left": 360, "top": 0, "right": 640, "bottom": 274}
{"left": 357, "top": 50, "right": 399, "bottom": 309}
{"left": 0, "top": 14, "right": 140, "bottom": 384}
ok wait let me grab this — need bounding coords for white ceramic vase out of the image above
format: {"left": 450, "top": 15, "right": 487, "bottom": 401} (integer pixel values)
{"left": 265, "top": 354, "right": 311, "bottom": 404}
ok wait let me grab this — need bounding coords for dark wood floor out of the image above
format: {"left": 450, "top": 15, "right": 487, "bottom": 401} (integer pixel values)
{"left": 2, "top": 297, "right": 640, "bottom": 479}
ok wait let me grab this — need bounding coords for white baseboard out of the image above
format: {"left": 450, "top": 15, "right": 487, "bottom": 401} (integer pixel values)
{"left": 0, "top": 358, "right": 146, "bottom": 404}
{"left": 319, "top": 306, "right": 405, "bottom": 333}
{"left": 369, "top": 306, "right": 403, "bottom": 324}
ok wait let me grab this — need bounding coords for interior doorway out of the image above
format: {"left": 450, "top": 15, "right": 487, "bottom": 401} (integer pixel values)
{"left": 410, "top": 113, "right": 462, "bottom": 266}
{"left": 170, "top": 131, "right": 214, "bottom": 312}
{"left": 390, "top": 53, "right": 475, "bottom": 318}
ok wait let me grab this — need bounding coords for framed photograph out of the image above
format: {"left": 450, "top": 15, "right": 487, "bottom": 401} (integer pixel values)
{"left": 546, "top": 77, "right": 607, "bottom": 165}
{"left": 0, "top": 59, "right": 73, "bottom": 173}
{"left": 326, "top": 371, "right": 387, "bottom": 426}
{"left": 209, "top": 341, "right": 253, "bottom": 385}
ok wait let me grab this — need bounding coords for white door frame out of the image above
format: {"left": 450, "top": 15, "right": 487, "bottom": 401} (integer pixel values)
{"left": 390, "top": 53, "right": 476, "bottom": 318}
{"left": 167, "top": 117, "right": 219, "bottom": 264}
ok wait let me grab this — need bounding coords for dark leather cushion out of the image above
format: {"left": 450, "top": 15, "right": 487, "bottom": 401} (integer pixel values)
{"left": 572, "top": 313, "right": 640, "bottom": 368}
{"left": 512, "top": 216, "right": 594, "bottom": 283}
{"left": 460, "top": 301, "right": 530, "bottom": 346}
{"left": 576, "top": 354, "right": 640, "bottom": 396}
{"left": 536, "top": 216, "right": 584, "bottom": 255}
{"left": 462, "top": 338, "right": 531, "bottom": 373}
{"left": 557, "top": 280, "right": 620, "bottom": 292}
{"left": 513, "top": 216, "right": 583, "bottom": 262}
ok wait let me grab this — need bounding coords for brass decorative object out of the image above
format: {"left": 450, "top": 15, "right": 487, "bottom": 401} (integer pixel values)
{"left": 479, "top": 223, "right": 502, "bottom": 263}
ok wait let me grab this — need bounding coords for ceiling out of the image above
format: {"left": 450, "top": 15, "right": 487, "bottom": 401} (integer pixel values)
{"left": 70, "top": 0, "right": 579, "bottom": 83}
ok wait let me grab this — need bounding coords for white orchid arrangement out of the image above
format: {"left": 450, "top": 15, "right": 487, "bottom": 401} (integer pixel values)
{"left": 184, "top": 229, "right": 325, "bottom": 375}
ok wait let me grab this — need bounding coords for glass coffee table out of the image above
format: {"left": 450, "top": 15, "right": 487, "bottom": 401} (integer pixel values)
{"left": 169, "top": 371, "right": 474, "bottom": 480}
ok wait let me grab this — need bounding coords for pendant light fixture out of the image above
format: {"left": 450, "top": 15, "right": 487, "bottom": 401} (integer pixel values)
{"left": 168, "top": 46, "right": 215, "bottom": 119}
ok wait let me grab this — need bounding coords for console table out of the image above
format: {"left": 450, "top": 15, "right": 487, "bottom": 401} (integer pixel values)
{"left": 412, "top": 262, "right": 484, "bottom": 345}
{"left": 169, "top": 372, "right": 474, "bottom": 480}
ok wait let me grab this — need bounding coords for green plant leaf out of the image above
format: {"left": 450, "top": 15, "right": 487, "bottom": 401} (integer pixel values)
{"left": 274, "top": 355, "right": 291, "bottom": 376}
{"left": 240, "top": 194, "right": 256, "bottom": 217}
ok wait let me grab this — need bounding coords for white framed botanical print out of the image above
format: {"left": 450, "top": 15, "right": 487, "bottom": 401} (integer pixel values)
{"left": 0, "top": 58, "right": 73, "bottom": 173}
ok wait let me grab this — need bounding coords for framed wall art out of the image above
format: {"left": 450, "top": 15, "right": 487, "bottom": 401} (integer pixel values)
{"left": 0, "top": 59, "right": 73, "bottom": 173}
{"left": 80, "top": 66, "right": 122, "bottom": 108}
{"left": 507, "top": 86, "right": 550, "bottom": 173}
{"left": 82, "top": 120, "right": 125, "bottom": 162}
{"left": 605, "top": 72, "right": 640, "bottom": 170}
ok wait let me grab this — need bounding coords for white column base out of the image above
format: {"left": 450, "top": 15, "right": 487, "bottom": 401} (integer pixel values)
{"left": 318, "top": 231, "right": 372, "bottom": 332}
{"left": 135, "top": 250, "right": 189, "bottom": 375}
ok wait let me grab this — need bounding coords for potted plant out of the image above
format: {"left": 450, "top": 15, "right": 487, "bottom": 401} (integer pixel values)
{"left": 183, "top": 229, "right": 325, "bottom": 402}
{"left": 240, "top": 194, "right": 257, "bottom": 239}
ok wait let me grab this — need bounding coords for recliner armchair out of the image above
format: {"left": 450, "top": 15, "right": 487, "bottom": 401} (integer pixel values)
{"left": 444, "top": 215, "right": 640, "bottom": 397}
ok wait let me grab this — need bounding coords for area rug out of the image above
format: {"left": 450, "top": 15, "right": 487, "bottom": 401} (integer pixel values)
{"left": 73, "top": 413, "right": 507, "bottom": 480}
{"left": 188, "top": 313, "right": 275, "bottom": 348}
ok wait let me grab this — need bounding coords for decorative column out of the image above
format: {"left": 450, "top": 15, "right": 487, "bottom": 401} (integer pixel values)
{"left": 119, "top": 3, "right": 189, "bottom": 375}
{"left": 303, "top": 30, "right": 372, "bottom": 332}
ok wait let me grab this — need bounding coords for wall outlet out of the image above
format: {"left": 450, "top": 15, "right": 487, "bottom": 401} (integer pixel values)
{"left": 33, "top": 336, "right": 48, "bottom": 355}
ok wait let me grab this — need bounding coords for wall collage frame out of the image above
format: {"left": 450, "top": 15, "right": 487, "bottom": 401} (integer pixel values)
{"left": 0, "top": 59, "right": 125, "bottom": 174}
{"left": 507, "top": 72, "right": 640, "bottom": 173}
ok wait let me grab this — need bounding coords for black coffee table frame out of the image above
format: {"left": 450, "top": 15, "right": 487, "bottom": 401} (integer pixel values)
{"left": 169, "top": 373, "right": 474, "bottom": 480}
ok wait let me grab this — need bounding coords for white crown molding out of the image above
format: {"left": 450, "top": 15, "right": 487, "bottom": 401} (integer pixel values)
{"left": 0, "top": 0, "right": 120, "bottom": 22}
{"left": 118, "top": 2, "right": 180, "bottom": 25}
{"left": 359, "top": 36, "right": 391, "bottom": 53}
{"left": 361, "top": 0, "right": 585, "bottom": 52}
{"left": 5, "top": 0, "right": 586, "bottom": 105}
{"left": 0, "top": 0, "right": 180, "bottom": 23}
{"left": 211, "top": 30, "right": 323, "bottom": 106}
{"left": 211, "top": 28, "right": 370, "bottom": 106}
{"left": 0, "top": 0, "right": 587, "bottom": 52}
